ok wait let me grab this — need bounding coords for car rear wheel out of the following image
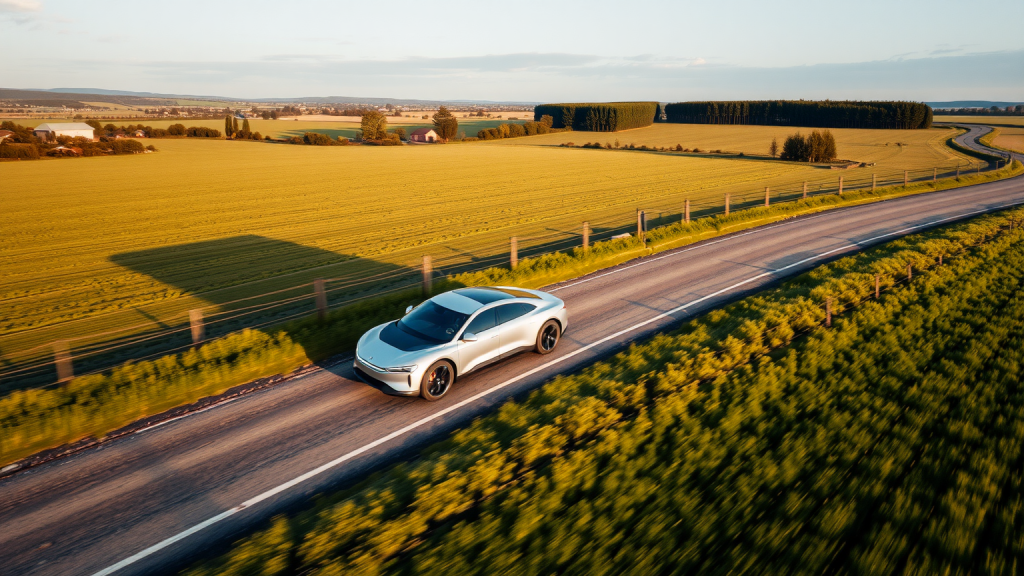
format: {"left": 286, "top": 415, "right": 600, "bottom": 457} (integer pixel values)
{"left": 420, "top": 360, "right": 454, "bottom": 401}
{"left": 535, "top": 320, "right": 560, "bottom": 354}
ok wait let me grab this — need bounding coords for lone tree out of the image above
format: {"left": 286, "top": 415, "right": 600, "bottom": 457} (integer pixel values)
{"left": 769, "top": 137, "right": 779, "bottom": 158}
{"left": 224, "top": 115, "right": 234, "bottom": 138}
{"left": 432, "top": 105, "right": 458, "bottom": 142}
{"left": 241, "top": 119, "right": 252, "bottom": 138}
{"left": 360, "top": 110, "right": 388, "bottom": 140}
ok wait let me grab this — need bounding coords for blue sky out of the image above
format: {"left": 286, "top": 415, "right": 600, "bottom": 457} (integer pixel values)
{"left": 1, "top": 0, "right": 1021, "bottom": 101}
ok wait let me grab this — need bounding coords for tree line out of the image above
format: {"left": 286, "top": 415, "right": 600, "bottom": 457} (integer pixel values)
{"left": 534, "top": 102, "right": 660, "bottom": 131}
{"left": 664, "top": 100, "right": 934, "bottom": 129}
{"left": 935, "top": 105, "right": 1024, "bottom": 116}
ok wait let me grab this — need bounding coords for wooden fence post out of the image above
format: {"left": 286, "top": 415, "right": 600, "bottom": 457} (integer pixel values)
{"left": 872, "top": 173, "right": 876, "bottom": 192}
{"left": 582, "top": 221, "right": 590, "bottom": 251}
{"left": 825, "top": 297, "right": 832, "bottom": 327}
{"left": 510, "top": 236, "right": 518, "bottom": 268}
{"left": 725, "top": 194, "right": 730, "bottom": 216}
{"left": 54, "top": 340, "right": 73, "bottom": 384}
{"left": 874, "top": 274, "right": 880, "bottom": 299}
{"left": 907, "top": 263, "right": 912, "bottom": 282}
{"left": 313, "top": 279, "right": 327, "bottom": 320}
{"left": 422, "top": 255, "right": 432, "bottom": 296}
{"left": 838, "top": 176, "right": 843, "bottom": 196}
{"left": 904, "top": 170, "right": 908, "bottom": 187}
{"left": 933, "top": 167, "right": 937, "bottom": 182}
{"left": 938, "top": 254, "right": 943, "bottom": 266}
{"left": 802, "top": 181, "right": 807, "bottom": 200}
{"left": 765, "top": 186, "right": 770, "bottom": 207}
{"left": 189, "top": 309, "right": 205, "bottom": 343}
{"left": 684, "top": 199, "right": 690, "bottom": 224}
{"left": 637, "top": 210, "right": 646, "bottom": 244}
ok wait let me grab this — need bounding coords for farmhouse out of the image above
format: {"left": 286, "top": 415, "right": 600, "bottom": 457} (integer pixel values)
{"left": 133, "top": 129, "right": 146, "bottom": 138}
{"left": 33, "top": 123, "right": 95, "bottom": 140}
{"left": 410, "top": 128, "right": 439, "bottom": 143}
{"left": 0, "top": 129, "right": 13, "bottom": 141}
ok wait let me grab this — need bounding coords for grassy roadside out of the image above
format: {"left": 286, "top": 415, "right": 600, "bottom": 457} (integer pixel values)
{"left": 182, "top": 207, "right": 1024, "bottom": 575}
{"left": 1, "top": 160, "right": 1021, "bottom": 469}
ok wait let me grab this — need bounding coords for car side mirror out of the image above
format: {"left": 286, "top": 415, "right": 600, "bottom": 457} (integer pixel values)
{"left": 405, "top": 305, "right": 414, "bottom": 315}
{"left": 461, "top": 332, "right": 478, "bottom": 342}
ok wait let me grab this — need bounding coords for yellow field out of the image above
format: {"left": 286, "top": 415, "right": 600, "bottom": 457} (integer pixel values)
{"left": 494, "top": 124, "right": 961, "bottom": 168}
{"left": 992, "top": 127, "right": 1024, "bottom": 153}
{"left": 0, "top": 125, "right": 975, "bottom": 380}
{"left": 934, "top": 115, "right": 1024, "bottom": 127}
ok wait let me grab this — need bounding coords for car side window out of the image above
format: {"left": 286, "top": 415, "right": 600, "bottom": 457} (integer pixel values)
{"left": 495, "top": 303, "right": 536, "bottom": 325}
{"left": 464, "top": 308, "right": 497, "bottom": 334}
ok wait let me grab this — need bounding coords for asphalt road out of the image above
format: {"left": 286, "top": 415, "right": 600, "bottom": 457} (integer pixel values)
{"left": 1, "top": 128, "right": 1021, "bottom": 576}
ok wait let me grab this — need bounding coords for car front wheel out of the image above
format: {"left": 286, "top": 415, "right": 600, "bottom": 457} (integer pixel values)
{"left": 535, "top": 320, "right": 560, "bottom": 354}
{"left": 420, "top": 360, "right": 454, "bottom": 401}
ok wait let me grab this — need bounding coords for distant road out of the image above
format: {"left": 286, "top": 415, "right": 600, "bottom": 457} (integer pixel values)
{"left": 0, "top": 127, "right": 1021, "bottom": 576}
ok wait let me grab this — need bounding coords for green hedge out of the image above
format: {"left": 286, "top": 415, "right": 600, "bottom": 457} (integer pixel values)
{"left": 183, "top": 208, "right": 1024, "bottom": 576}
{"left": 664, "top": 100, "right": 933, "bottom": 129}
{"left": 534, "top": 102, "right": 659, "bottom": 131}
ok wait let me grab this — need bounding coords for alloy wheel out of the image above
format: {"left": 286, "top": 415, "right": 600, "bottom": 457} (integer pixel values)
{"left": 427, "top": 364, "right": 451, "bottom": 396}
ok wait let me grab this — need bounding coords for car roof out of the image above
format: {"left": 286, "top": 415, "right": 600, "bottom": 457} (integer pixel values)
{"left": 454, "top": 286, "right": 541, "bottom": 304}
{"left": 434, "top": 287, "right": 543, "bottom": 315}
{"left": 431, "top": 290, "right": 485, "bottom": 315}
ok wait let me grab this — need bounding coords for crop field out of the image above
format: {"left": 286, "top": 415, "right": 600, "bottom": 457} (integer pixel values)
{"left": 495, "top": 123, "right": 962, "bottom": 164}
{"left": 934, "top": 115, "right": 1024, "bottom": 127}
{"left": 185, "top": 210, "right": 1024, "bottom": 576}
{"left": 992, "top": 126, "right": 1024, "bottom": 153}
{"left": 0, "top": 126, "right": 977, "bottom": 385}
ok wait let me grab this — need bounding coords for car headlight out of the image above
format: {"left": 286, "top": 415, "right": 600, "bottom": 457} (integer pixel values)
{"left": 385, "top": 365, "right": 418, "bottom": 373}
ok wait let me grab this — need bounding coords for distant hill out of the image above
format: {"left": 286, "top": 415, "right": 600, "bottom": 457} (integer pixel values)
{"left": 929, "top": 100, "right": 1024, "bottom": 109}
{"left": 8, "top": 87, "right": 537, "bottom": 107}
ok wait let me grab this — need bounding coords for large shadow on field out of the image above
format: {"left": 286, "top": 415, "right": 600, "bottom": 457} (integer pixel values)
{"left": 4, "top": 236, "right": 419, "bottom": 392}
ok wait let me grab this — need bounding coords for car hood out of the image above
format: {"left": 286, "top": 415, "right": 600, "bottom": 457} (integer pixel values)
{"left": 357, "top": 322, "right": 438, "bottom": 368}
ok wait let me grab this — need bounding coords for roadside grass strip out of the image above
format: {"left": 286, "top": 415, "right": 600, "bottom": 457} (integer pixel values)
{"left": 178, "top": 208, "right": 1024, "bottom": 575}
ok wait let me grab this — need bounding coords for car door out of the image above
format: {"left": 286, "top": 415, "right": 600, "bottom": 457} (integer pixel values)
{"left": 495, "top": 302, "right": 538, "bottom": 357}
{"left": 457, "top": 307, "right": 501, "bottom": 374}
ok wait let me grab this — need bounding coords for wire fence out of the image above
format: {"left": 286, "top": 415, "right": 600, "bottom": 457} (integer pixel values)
{"left": 0, "top": 155, "right": 1011, "bottom": 391}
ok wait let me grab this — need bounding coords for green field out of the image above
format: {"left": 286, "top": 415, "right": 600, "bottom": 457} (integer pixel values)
{"left": 0, "top": 124, "right": 978, "bottom": 384}
{"left": 184, "top": 209, "right": 1024, "bottom": 576}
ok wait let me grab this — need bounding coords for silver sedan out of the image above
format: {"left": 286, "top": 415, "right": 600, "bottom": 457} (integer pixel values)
{"left": 354, "top": 286, "right": 568, "bottom": 400}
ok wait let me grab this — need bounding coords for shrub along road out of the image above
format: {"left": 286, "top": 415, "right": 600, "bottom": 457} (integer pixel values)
{"left": 1, "top": 135, "right": 1023, "bottom": 576}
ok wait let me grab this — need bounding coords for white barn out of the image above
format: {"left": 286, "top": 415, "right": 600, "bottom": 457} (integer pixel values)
{"left": 33, "top": 122, "right": 96, "bottom": 140}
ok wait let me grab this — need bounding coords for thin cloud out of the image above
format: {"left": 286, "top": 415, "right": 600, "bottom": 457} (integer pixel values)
{"left": 0, "top": 0, "right": 41, "bottom": 12}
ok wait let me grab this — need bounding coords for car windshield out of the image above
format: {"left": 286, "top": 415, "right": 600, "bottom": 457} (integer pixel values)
{"left": 398, "top": 301, "right": 469, "bottom": 343}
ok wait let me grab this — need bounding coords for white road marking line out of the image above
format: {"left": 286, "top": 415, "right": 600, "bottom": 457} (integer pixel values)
{"left": 90, "top": 201, "right": 1023, "bottom": 576}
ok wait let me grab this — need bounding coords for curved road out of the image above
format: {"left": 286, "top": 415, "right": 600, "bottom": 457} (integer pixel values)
{"left": 1, "top": 127, "right": 1021, "bottom": 576}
